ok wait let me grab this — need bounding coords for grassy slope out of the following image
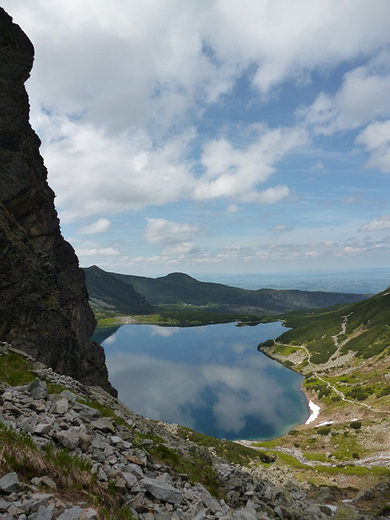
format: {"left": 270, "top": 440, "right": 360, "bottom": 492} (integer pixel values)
{"left": 255, "top": 286, "right": 390, "bottom": 489}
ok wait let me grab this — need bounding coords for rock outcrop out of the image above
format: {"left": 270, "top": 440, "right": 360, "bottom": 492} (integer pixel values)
{"left": 0, "top": 345, "right": 380, "bottom": 520}
{"left": 0, "top": 8, "right": 116, "bottom": 396}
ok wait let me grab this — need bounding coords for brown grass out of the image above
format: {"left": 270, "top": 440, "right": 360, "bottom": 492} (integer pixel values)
{"left": 0, "top": 428, "right": 130, "bottom": 519}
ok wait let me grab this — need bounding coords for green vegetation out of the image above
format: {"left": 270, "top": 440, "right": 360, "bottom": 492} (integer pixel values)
{"left": 136, "top": 310, "right": 266, "bottom": 326}
{"left": 176, "top": 426, "right": 274, "bottom": 465}
{"left": 85, "top": 267, "right": 366, "bottom": 321}
{"left": 317, "top": 426, "right": 331, "bottom": 435}
{"left": 0, "top": 424, "right": 133, "bottom": 519}
{"left": 148, "top": 443, "right": 222, "bottom": 498}
{"left": 0, "top": 353, "right": 35, "bottom": 387}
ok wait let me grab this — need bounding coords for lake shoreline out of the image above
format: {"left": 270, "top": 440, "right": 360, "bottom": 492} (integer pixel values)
{"left": 97, "top": 321, "right": 306, "bottom": 442}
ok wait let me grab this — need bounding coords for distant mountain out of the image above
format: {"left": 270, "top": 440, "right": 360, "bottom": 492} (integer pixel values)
{"left": 107, "top": 270, "right": 368, "bottom": 315}
{"left": 84, "top": 266, "right": 153, "bottom": 315}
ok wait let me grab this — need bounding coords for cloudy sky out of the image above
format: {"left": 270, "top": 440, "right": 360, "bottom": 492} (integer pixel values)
{"left": 5, "top": 0, "right": 390, "bottom": 277}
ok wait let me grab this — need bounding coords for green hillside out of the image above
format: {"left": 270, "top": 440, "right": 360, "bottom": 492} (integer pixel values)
{"left": 258, "top": 285, "right": 390, "bottom": 415}
{"left": 254, "top": 285, "right": 390, "bottom": 484}
{"left": 84, "top": 265, "right": 153, "bottom": 315}
{"left": 109, "top": 270, "right": 367, "bottom": 314}
{"left": 266, "top": 285, "right": 390, "bottom": 367}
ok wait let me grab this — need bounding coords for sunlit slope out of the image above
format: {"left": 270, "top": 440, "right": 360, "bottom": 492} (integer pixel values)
{"left": 259, "top": 285, "right": 390, "bottom": 409}
{"left": 272, "top": 286, "right": 390, "bottom": 364}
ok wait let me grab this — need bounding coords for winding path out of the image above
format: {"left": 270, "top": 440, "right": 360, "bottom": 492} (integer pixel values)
{"left": 275, "top": 312, "right": 375, "bottom": 412}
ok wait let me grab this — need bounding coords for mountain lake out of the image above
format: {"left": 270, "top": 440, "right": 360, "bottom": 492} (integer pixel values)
{"left": 95, "top": 321, "right": 309, "bottom": 441}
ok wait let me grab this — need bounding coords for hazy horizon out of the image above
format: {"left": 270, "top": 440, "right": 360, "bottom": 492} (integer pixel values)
{"left": 85, "top": 265, "right": 390, "bottom": 294}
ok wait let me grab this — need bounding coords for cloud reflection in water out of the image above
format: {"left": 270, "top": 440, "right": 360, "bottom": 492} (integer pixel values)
{"left": 102, "top": 323, "right": 308, "bottom": 440}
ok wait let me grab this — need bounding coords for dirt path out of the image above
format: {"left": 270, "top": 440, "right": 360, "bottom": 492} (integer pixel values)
{"left": 275, "top": 312, "right": 376, "bottom": 412}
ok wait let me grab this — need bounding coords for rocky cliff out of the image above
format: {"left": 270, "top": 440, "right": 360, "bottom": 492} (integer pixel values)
{"left": 0, "top": 8, "right": 116, "bottom": 396}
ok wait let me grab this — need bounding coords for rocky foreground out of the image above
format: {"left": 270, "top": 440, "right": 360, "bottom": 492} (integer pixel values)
{"left": 1, "top": 344, "right": 389, "bottom": 520}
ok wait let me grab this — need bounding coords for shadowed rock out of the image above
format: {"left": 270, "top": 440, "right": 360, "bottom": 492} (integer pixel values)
{"left": 0, "top": 7, "right": 116, "bottom": 396}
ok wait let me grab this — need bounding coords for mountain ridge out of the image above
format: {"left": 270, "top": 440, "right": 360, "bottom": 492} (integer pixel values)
{"left": 104, "top": 269, "right": 368, "bottom": 315}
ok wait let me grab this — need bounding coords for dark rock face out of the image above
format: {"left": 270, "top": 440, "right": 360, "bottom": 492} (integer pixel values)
{"left": 0, "top": 8, "right": 117, "bottom": 396}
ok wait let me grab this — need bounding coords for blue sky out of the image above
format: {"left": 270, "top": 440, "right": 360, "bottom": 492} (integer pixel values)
{"left": 4, "top": 0, "right": 390, "bottom": 277}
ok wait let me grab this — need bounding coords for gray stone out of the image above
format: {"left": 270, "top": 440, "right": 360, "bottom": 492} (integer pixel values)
{"left": 73, "top": 403, "right": 101, "bottom": 420}
{"left": 91, "top": 436, "right": 107, "bottom": 450}
{"left": 319, "top": 504, "right": 334, "bottom": 516}
{"left": 90, "top": 418, "right": 115, "bottom": 433}
{"left": 33, "top": 423, "right": 52, "bottom": 435}
{"left": 126, "top": 492, "right": 144, "bottom": 510}
{"left": 0, "top": 500, "right": 10, "bottom": 513}
{"left": 57, "top": 506, "right": 83, "bottom": 520}
{"left": 274, "top": 506, "right": 283, "bottom": 520}
{"left": 29, "top": 505, "right": 53, "bottom": 520}
{"left": 27, "top": 379, "right": 48, "bottom": 400}
{"left": 233, "top": 511, "right": 257, "bottom": 520}
{"left": 115, "top": 478, "right": 128, "bottom": 494}
{"left": 60, "top": 390, "right": 76, "bottom": 401}
{"left": 94, "top": 452, "right": 106, "bottom": 463}
{"left": 19, "top": 416, "right": 38, "bottom": 433}
{"left": 79, "top": 509, "right": 98, "bottom": 520}
{"left": 141, "top": 477, "right": 182, "bottom": 504}
{"left": 56, "top": 429, "right": 80, "bottom": 449}
{"left": 29, "top": 401, "right": 46, "bottom": 412}
{"left": 122, "top": 472, "right": 138, "bottom": 488}
{"left": 78, "top": 432, "right": 92, "bottom": 452}
{"left": 0, "top": 472, "right": 22, "bottom": 493}
{"left": 30, "top": 493, "right": 54, "bottom": 511}
{"left": 202, "top": 493, "right": 222, "bottom": 514}
{"left": 40, "top": 476, "right": 56, "bottom": 489}
{"left": 51, "top": 398, "right": 69, "bottom": 414}
{"left": 126, "top": 463, "right": 144, "bottom": 479}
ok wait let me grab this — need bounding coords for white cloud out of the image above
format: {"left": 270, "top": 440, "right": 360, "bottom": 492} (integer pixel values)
{"left": 310, "top": 160, "right": 324, "bottom": 172}
{"left": 77, "top": 247, "right": 120, "bottom": 257}
{"left": 162, "top": 242, "right": 197, "bottom": 257}
{"left": 194, "top": 126, "right": 306, "bottom": 202}
{"left": 77, "top": 218, "right": 111, "bottom": 234}
{"left": 334, "top": 246, "right": 364, "bottom": 257}
{"left": 359, "top": 213, "right": 390, "bottom": 232}
{"left": 355, "top": 120, "right": 390, "bottom": 172}
{"left": 144, "top": 218, "right": 199, "bottom": 245}
{"left": 203, "top": 0, "right": 390, "bottom": 95}
{"left": 151, "top": 326, "right": 180, "bottom": 338}
{"left": 298, "top": 67, "right": 390, "bottom": 135}
{"left": 39, "top": 114, "right": 196, "bottom": 221}
{"left": 269, "top": 224, "right": 295, "bottom": 232}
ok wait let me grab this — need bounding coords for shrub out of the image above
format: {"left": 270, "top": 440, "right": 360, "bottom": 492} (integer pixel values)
{"left": 317, "top": 426, "right": 331, "bottom": 435}
{"left": 379, "top": 386, "right": 390, "bottom": 397}
{"left": 352, "top": 452, "right": 360, "bottom": 459}
{"left": 350, "top": 421, "right": 362, "bottom": 430}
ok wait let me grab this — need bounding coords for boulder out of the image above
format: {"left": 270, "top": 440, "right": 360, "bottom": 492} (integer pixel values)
{"left": 0, "top": 473, "right": 22, "bottom": 493}
{"left": 142, "top": 477, "right": 183, "bottom": 504}
{"left": 55, "top": 430, "right": 80, "bottom": 450}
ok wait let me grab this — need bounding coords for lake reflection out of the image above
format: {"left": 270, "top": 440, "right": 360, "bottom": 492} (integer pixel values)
{"left": 98, "top": 322, "right": 309, "bottom": 441}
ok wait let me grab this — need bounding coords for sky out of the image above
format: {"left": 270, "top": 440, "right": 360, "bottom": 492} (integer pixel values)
{"left": 4, "top": 0, "right": 390, "bottom": 278}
